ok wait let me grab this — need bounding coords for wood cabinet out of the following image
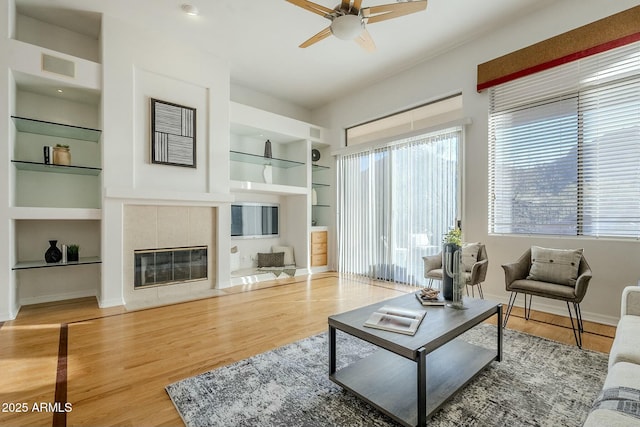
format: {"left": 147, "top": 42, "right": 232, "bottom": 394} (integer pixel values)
{"left": 311, "top": 230, "right": 328, "bottom": 267}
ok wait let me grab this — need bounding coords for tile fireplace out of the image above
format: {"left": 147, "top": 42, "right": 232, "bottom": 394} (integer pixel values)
{"left": 123, "top": 205, "right": 217, "bottom": 308}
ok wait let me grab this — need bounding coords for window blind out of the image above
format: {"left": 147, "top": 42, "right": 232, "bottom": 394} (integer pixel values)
{"left": 489, "top": 41, "right": 640, "bottom": 238}
{"left": 337, "top": 128, "right": 460, "bottom": 285}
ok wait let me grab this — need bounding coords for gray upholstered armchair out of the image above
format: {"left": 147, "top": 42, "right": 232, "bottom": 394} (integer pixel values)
{"left": 502, "top": 246, "right": 592, "bottom": 348}
{"left": 423, "top": 244, "right": 488, "bottom": 298}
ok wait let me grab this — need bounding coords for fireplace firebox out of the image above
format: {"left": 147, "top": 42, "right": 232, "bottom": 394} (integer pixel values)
{"left": 134, "top": 246, "right": 207, "bottom": 288}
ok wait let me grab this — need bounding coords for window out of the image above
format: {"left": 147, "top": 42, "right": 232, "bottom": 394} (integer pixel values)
{"left": 489, "top": 42, "right": 640, "bottom": 238}
{"left": 346, "top": 95, "right": 463, "bottom": 146}
{"left": 337, "top": 128, "right": 460, "bottom": 286}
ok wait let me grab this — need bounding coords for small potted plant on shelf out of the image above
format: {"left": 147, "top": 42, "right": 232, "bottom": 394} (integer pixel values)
{"left": 53, "top": 144, "right": 71, "bottom": 166}
{"left": 67, "top": 244, "right": 79, "bottom": 262}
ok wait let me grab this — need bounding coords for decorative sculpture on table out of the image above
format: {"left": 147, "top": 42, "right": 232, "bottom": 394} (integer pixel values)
{"left": 442, "top": 228, "right": 465, "bottom": 308}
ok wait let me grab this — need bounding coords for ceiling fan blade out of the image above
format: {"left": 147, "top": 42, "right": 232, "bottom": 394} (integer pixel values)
{"left": 362, "top": 0, "right": 428, "bottom": 24}
{"left": 286, "top": 0, "right": 334, "bottom": 18}
{"left": 300, "top": 26, "right": 332, "bottom": 48}
{"left": 340, "top": 0, "right": 351, "bottom": 11}
{"left": 354, "top": 29, "right": 376, "bottom": 52}
{"left": 352, "top": 0, "right": 363, "bottom": 13}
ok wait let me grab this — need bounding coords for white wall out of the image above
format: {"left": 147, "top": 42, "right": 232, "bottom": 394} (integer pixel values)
{"left": 313, "top": 0, "right": 640, "bottom": 325}
{"left": 100, "top": 13, "right": 232, "bottom": 307}
{"left": 15, "top": 14, "right": 99, "bottom": 62}
{"left": 0, "top": 0, "right": 17, "bottom": 321}
{"left": 231, "top": 84, "right": 312, "bottom": 124}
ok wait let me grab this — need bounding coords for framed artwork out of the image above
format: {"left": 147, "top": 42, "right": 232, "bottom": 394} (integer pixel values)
{"left": 151, "top": 98, "right": 196, "bottom": 168}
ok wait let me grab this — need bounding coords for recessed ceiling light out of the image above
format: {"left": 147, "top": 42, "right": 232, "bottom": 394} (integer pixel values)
{"left": 57, "top": 89, "right": 63, "bottom": 93}
{"left": 181, "top": 4, "right": 199, "bottom": 16}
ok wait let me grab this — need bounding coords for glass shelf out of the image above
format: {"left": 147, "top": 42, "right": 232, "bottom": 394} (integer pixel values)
{"left": 13, "top": 257, "right": 102, "bottom": 270}
{"left": 230, "top": 150, "right": 304, "bottom": 169}
{"left": 312, "top": 182, "right": 330, "bottom": 188}
{"left": 12, "top": 160, "right": 102, "bottom": 176}
{"left": 312, "top": 164, "right": 330, "bottom": 170}
{"left": 11, "top": 116, "right": 102, "bottom": 142}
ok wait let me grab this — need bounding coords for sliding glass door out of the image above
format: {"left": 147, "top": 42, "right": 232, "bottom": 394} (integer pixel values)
{"left": 337, "top": 128, "right": 461, "bottom": 286}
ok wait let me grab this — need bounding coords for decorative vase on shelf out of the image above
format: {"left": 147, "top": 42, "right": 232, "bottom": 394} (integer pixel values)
{"left": 44, "top": 240, "right": 62, "bottom": 263}
{"left": 263, "top": 164, "right": 273, "bottom": 184}
{"left": 53, "top": 145, "right": 71, "bottom": 166}
{"left": 264, "top": 139, "right": 272, "bottom": 159}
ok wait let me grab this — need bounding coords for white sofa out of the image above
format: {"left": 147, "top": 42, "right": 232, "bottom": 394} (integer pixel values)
{"left": 584, "top": 286, "right": 640, "bottom": 426}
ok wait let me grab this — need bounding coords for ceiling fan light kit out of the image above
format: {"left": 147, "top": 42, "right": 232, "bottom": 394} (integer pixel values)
{"left": 330, "top": 14, "right": 364, "bottom": 40}
{"left": 181, "top": 4, "right": 199, "bottom": 16}
{"left": 286, "top": 0, "right": 428, "bottom": 51}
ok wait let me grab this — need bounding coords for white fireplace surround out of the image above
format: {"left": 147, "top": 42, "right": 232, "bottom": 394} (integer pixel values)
{"left": 123, "top": 205, "right": 218, "bottom": 308}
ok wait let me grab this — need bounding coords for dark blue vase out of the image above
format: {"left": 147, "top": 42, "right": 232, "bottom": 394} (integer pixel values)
{"left": 45, "top": 240, "right": 62, "bottom": 263}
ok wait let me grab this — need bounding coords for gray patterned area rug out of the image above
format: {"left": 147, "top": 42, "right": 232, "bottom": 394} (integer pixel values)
{"left": 166, "top": 324, "right": 607, "bottom": 427}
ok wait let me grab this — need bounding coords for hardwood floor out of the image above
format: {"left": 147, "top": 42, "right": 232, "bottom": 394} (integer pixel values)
{"left": 0, "top": 273, "right": 615, "bottom": 427}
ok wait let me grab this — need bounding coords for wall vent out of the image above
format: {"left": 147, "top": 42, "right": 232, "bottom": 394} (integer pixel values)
{"left": 309, "top": 127, "right": 321, "bottom": 139}
{"left": 41, "top": 53, "right": 75, "bottom": 78}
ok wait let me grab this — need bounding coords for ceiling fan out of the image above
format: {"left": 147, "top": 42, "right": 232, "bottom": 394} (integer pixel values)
{"left": 286, "top": 0, "right": 428, "bottom": 52}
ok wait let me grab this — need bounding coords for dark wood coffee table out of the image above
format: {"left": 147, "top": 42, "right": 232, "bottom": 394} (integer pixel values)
{"left": 328, "top": 293, "right": 502, "bottom": 427}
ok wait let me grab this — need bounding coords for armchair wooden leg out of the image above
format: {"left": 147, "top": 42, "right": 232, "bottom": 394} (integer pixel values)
{"left": 503, "top": 292, "right": 518, "bottom": 327}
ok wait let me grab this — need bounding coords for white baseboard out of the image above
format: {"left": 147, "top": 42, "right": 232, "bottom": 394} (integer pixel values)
{"left": 229, "top": 266, "right": 305, "bottom": 286}
{"left": 97, "top": 297, "right": 125, "bottom": 308}
{"left": 19, "top": 289, "right": 96, "bottom": 306}
{"left": 483, "top": 291, "right": 619, "bottom": 327}
{"left": 0, "top": 308, "right": 18, "bottom": 322}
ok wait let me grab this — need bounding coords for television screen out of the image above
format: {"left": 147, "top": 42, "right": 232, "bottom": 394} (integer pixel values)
{"left": 231, "top": 203, "right": 279, "bottom": 238}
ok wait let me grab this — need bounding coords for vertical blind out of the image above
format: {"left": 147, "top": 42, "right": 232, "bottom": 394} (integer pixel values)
{"left": 337, "top": 128, "right": 460, "bottom": 286}
{"left": 489, "top": 41, "right": 640, "bottom": 238}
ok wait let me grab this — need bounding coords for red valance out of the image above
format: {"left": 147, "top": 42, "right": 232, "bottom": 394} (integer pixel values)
{"left": 477, "top": 6, "right": 640, "bottom": 92}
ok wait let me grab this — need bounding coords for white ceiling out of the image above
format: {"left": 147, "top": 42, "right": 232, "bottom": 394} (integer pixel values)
{"left": 16, "top": 0, "right": 559, "bottom": 110}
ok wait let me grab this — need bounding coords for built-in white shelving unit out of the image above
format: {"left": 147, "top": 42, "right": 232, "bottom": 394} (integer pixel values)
{"left": 229, "top": 102, "right": 332, "bottom": 279}
{"left": 11, "top": 115, "right": 102, "bottom": 141}
{"left": 4, "top": 5, "right": 103, "bottom": 307}
{"left": 13, "top": 257, "right": 101, "bottom": 271}
{"left": 311, "top": 145, "right": 332, "bottom": 227}
{"left": 229, "top": 180, "right": 308, "bottom": 196}
{"left": 9, "top": 207, "right": 102, "bottom": 220}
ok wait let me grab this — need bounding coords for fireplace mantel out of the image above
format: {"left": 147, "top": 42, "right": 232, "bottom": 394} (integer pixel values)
{"left": 105, "top": 187, "right": 233, "bottom": 205}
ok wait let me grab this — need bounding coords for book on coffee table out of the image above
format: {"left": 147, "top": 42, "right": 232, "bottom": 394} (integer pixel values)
{"left": 363, "top": 305, "right": 426, "bottom": 335}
